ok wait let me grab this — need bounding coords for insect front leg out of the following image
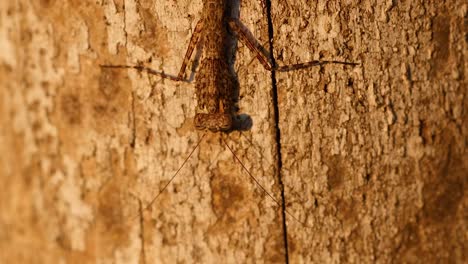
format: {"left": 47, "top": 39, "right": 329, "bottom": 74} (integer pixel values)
{"left": 228, "top": 18, "right": 358, "bottom": 72}
{"left": 176, "top": 18, "right": 205, "bottom": 79}
{"left": 100, "top": 19, "right": 205, "bottom": 82}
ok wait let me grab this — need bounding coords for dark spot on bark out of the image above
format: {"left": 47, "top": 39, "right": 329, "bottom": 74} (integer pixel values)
{"left": 325, "top": 155, "right": 347, "bottom": 191}
{"left": 40, "top": 0, "right": 55, "bottom": 8}
{"left": 465, "top": 10, "right": 468, "bottom": 44}
{"left": 422, "top": 130, "right": 464, "bottom": 224}
{"left": 396, "top": 139, "right": 464, "bottom": 264}
{"left": 94, "top": 150, "right": 134, "bottom": 250}
{"left": 32, "top": 120, "right": 41, "bottom": 133}
{"left": 28, "top": 100, "right": 40, "bottom": 112}
{"left": 365, "top": 173, "right": 371, "bottom": 182}
{"left": 99, "top": 68, "right": 123, "bottom": 100}
{"left": 39, "top": 48, "right": 46, "bottom": 56}
{"left": 396, "top": 223, "right": 421, "bottom": 257}
{"left": 55, "top": 232, "right": 71, "bottom": 251}
{"left": 418, "top": 119, "right": 425, "bottom": 144}
{"left": 61, "top": 94, "right": 81, "bottom": 124}
{"left": 93, "top": 104, "right": 106, "bottom": 115}
{"left": 113, "top": 0, "right": 125, "bottom": 13}
{"left": 21, "top": 29, "right": 32, "bottom": 43}
{"left": 431, "top": 14, "right": 451, "bottom": 78}
{"left": 97, "top": 182, "right": 130, "bottom": 245}
{"left": 422, "top": 163, "right": 463, "bottom": 223}
{"left": 287, "top": 234, "right": 297, "bottom": 254}
{"left": 93, "top": 103, "right": 119, "bottom": 118}
{"left": 134, "top": 3, "right": 168, "bottom": 53}
{"left": 210, "top": 170, "right": 246, "bottom": 225}
{"left": 336, "top": 198, "right": 358, "bottom": 226}
{"left": 41, "top": 81, "right": 50, "bottom": 91}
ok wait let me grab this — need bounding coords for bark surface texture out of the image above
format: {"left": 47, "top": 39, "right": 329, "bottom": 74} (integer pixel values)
{"left": 0, "top": 0, "right": 466, "bottom": 263}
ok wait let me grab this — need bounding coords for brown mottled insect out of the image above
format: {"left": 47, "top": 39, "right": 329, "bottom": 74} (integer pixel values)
{"left": 103, "top": 0, "right": 355, "bottom": 131}
{"left": 102, "top": 0, "right": 356, "bottom": 223}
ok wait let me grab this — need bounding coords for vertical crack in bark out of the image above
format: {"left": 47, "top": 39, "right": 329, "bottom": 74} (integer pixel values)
{"left": 130, "top": 91, "right": 136, "bottom": 148}
{"left": 264, "top": 1, "right": 289, "bottom": 263}
{"left": 137, "top": 198, "right": 147, "bottom": 264}
{"left": 122, "top": 0, "right": 128, "bottom": 47}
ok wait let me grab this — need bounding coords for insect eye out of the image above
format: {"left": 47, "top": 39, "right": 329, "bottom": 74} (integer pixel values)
{"left": 194, "top": 113, "right": 232, "bottom": 131}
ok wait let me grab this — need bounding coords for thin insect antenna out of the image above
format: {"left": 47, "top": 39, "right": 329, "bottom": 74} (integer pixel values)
{"left": 100, "top": 64, "right": 186, "bottom": 82}
{"left": 91, "top": 132, "right": 205, "bottom": 258}
{"left": 221, "top": 136, "right": 309, "bottom": 228}
{"left": 130, "top": 132, "right": 207, "bottom": 221}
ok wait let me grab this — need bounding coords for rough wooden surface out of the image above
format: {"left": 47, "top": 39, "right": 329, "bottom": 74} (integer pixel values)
{"left": 271, "top": 1, "right": 467, "bottom": 263}
{"left": 0, "top": 0, "right": 466, "bottom": 263}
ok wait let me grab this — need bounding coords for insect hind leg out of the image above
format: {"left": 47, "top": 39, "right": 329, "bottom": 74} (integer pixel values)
{"left": 228, "top": 18, "right": 358, "bottom": 72}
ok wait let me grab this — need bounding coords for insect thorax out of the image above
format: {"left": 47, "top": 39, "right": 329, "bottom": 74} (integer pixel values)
{"left": 195, "top": 57, "right": 235, "bottom": 131}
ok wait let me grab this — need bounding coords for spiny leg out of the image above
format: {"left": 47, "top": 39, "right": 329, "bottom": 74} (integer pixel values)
{"left": 176, "top": 18, "right": 205, "bottom": 79}
{"left": 228, "top": 18, "right": 358, "bottom": 72}
{"left": 100, "top": 19, "right": 205, "bottom": 82}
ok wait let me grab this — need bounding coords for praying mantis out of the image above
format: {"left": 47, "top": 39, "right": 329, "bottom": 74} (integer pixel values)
{"left": 100, "top": 0, "right": 357, "bottom": 262}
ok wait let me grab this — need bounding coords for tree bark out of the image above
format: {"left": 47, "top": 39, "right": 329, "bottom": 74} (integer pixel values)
{"left": 0, "top": 0, "right": 466, "bottom": 263}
